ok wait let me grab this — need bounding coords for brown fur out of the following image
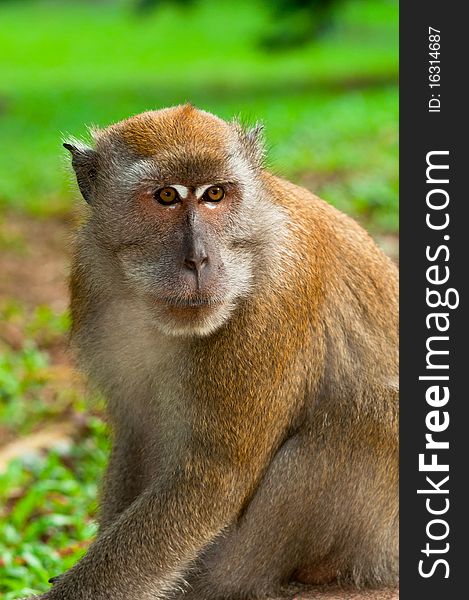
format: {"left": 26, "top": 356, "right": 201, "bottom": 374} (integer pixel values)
{"left": 38, "top": 105, "right": 398, "bottom": 600}
{"left": 111, "top": 105, "right": 229, "bottom": 158}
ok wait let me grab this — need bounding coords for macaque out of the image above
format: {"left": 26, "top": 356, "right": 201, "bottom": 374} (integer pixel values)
{"left": 39, "top": 104, "right": 398, "bottom": 599}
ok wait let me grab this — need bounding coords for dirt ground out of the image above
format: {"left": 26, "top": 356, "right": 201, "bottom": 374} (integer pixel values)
{"left": 0, "top": 212, "right": 399, "bottom": 600}
{"left": 0, "top": 212, "right": 71, "bottom": 312}
{"left": 274, "top": 587, "right": 398, "bottom": 600}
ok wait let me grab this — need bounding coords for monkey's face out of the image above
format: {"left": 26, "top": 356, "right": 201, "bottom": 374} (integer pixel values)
{"left": 67, "top": 106, "right": 286, "bottom": 337}
{"left": 115, "top": 177, "right": 255, "bottom": 337}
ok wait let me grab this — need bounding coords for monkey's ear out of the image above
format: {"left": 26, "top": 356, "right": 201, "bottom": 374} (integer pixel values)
{"left": 63, "top": 140, "right": 99, "bottom": 204}
{"left": 233, "top": 121, "right": 265, "bottom": 169}
{"left": 245, "top": 123, "right": 264, "bottom": 144}
{"left": 244, "top": 123, "right": 265, "bottom": 168}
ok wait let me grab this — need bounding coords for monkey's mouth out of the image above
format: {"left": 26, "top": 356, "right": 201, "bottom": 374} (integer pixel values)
{"left": 151, "top": 294, "right": 226, "bottom": 310}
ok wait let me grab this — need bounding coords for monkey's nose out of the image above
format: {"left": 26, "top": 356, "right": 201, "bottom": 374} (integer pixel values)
{"left": 184, "top": 255, "right": 208, "bottom": 273}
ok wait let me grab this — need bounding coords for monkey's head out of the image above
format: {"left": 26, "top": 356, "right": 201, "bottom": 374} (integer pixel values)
{"left": 65, "top": 105, "right": 286, "bottom": 337}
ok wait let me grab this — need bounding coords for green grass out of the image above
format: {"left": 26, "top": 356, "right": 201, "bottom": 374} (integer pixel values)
{"left": 0, "top": 419, "right": 109, "bottom": 600}
{"left": 0, "top": 1, "right": 398, "bottom": 597}
{"left": 0, "top": 0, "right": 398, "bottom": 231}
{"left": 0, "top": 303, "right": 71, "bottom": 436}
{"left": 0, "top": 302, "right": 109, "bottom": 598}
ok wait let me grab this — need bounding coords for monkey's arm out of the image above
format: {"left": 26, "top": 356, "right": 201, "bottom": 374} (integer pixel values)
{"left": 38, "top": 442, "right": 280, "bottom": 600}
{"left": 97, "top": 428, "right": 146, "bottom": 533}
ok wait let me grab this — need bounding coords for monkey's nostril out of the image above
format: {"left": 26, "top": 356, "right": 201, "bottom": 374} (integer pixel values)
{"left": 184, "top": 255, "right": 208, "bottom": 273}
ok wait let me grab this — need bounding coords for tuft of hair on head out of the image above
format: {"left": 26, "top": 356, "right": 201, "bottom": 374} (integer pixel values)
{"left": 63, "top": 136, "right": 99, "bottom": 204}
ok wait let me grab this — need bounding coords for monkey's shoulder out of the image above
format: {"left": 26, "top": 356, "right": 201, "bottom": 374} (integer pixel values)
{"left": 264, "top": 173, "right": 397, "bottom": 279}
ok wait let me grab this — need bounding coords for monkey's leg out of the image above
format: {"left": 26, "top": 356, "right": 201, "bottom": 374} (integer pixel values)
{"left": 176, "top": 429, "right": 398, "bottom": 600}
{"left": 170, "top": 435, "right": 308, "bottom": 600}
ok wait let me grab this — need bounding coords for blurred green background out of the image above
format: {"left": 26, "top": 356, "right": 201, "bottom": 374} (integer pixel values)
{"left": 0, "top": 0, "right": 398, "bottom": 597}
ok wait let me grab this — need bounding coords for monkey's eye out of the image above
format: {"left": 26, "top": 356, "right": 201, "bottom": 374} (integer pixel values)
{"left": 155, "top": 187, "right": 179, "bottom": 205}
{"left": 203, "top": 186, "right": 225, "bottom": 202}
